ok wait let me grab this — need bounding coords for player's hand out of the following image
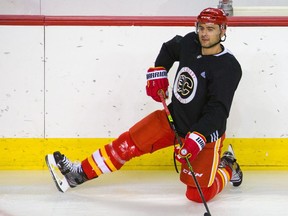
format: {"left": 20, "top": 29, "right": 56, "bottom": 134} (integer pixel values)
{"left": 175, "top": 132, "right": 206, "bottom": 164}
{"left": 146, "top": 66, "right": 169, "bottom": 102}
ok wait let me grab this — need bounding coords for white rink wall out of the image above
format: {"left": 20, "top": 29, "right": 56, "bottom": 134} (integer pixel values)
{"left": 0, "top": 24, "right": 288, "bottom": 139}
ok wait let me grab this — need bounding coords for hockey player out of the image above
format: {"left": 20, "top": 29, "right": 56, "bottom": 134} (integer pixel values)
{"left": 46, "top": 7, "right": 243, "bottom": 203}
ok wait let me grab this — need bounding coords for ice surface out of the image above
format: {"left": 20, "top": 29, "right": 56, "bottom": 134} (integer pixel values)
{"left": 0, "top": 170, "right": 287, "bottom": 216}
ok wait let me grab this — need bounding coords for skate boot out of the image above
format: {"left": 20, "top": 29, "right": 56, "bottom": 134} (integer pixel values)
{"left": 219, "top": 145, "right": 243, "bottom": 187}
{"left": 45, "top": 151, "right": 88, "bottom": 192}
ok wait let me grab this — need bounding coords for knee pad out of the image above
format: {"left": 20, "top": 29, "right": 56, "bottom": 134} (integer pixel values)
{"left": 186, "top": 185, "right": 217, "bottom": 203}
{"left": 82, "top": 132, "right": 144, "bottom": 179}
{"left": 109, "top": 131, "right": 144, "bottom": 163}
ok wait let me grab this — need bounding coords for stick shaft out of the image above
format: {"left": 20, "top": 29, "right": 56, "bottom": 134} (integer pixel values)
{"left": 158, "top": 90, "right": 211, "bottom": 215}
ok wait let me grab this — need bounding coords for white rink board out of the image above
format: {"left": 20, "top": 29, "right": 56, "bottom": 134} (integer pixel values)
{"left": 224, "top": 27, "right": 288, "bottom": 138}
{"left": 44, "top": 26, "right": 186, "bottom": 138}
{"left": 0, "top": 26, "right": 44, "bottom": 138}
{"left": 0, "top": 25, "right": 287, "bottom": 138}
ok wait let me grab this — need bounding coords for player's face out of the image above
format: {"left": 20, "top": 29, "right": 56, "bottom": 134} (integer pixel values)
{"left": 197, "top": 23, "right": 225, "bottom": 48}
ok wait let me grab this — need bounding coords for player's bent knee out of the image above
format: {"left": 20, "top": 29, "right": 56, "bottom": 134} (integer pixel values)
{"left": 186, "top": 186, "right": 217, "bottom": 203}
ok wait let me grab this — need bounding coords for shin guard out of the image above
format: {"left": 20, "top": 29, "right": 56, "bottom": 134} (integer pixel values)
{"left": 81, "top": 131, "right": 143, "bottom": 179}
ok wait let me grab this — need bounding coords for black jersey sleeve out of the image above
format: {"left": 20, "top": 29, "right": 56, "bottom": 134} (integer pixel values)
{"left": 154, "top": 35, "right": 182, "bottom": 70}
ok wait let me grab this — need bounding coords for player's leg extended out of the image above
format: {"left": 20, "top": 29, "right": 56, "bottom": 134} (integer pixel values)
{"left": 45, "top": 131, "right": 142, "bottom": 192}
{"left": 81, "top": 109, "right": 174, "bottom": 179}
{"left": 46, "top": 110, "right": 175, "bottom": 191}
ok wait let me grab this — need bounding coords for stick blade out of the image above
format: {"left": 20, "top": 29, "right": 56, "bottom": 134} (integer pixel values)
{"left": 45, "top": 154, "right": 70, "bottom": 193}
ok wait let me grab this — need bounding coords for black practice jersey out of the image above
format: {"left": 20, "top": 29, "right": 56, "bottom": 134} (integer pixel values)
{"left": 155, "top": 32, "right": 242, "bottom": 142}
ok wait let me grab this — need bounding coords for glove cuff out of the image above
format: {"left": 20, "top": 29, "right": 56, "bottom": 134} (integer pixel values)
{"left": 188, "top": 131, "right": 206, "bottom": 151}
{"left": 146, "top": 67, "right": 167, "bottom": 81}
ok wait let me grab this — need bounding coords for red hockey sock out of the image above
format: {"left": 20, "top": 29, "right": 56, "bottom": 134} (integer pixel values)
{"left": 81, "top": 131, "right": 143, "bottom": 179}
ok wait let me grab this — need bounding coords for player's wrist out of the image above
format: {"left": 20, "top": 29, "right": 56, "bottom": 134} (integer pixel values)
{"left": 187, "top": 131, "right": 206, "bottom": 151}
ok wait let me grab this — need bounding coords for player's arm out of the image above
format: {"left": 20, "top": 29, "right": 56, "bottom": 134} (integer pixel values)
{"left": 154, "top": 35, "right": 182, "bottom": 70}
{"left": 146, "top": 35, "right": 182, "bottom": 102}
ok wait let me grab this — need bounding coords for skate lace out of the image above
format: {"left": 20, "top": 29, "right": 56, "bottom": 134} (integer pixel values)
{"left": 62, "top": 157, "right": 82, "bottom": 173}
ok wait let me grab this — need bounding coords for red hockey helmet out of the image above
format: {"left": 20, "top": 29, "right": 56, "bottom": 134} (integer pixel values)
{"left": 197, "top": 7, "right": 227, "bottom": 26}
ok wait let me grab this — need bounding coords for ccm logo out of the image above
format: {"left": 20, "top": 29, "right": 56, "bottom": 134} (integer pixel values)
{"left": 183, "top": 168, "right": 203, "bottom": 177}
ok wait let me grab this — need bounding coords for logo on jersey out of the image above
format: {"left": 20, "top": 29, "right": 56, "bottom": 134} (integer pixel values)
{"left": 182, "top": 168, "right": 203, "bottom": 177}
{"left": 173, "top": 67, "right": 197, "bottom": 104}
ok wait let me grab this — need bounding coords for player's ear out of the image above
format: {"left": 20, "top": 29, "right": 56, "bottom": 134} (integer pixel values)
{"left": 220, "top": 25, "right": 226, "bottom": 36}
{"left": 220, "top": 26, "right": 227, "bottom": 42}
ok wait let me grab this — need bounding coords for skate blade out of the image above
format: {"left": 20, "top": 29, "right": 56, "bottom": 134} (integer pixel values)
{"left": 45, "top": 154, "right": 70, "bottom": 193}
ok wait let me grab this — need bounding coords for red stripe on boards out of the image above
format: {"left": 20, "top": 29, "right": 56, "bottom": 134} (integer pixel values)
{"left": 0, "top": 15, "right": 288, "bottom": 26}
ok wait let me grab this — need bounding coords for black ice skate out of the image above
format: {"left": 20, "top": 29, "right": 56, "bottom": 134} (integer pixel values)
{"left": 219, "top": 144, "right": 243, "bottom": 187}
{"left": 45, "top": 151, "right": 88, "bottom": 192}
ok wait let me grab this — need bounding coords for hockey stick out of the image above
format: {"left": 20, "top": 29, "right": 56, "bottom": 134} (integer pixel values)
{"left": 158, "top": 90, "right": 211, "bottom": 216}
